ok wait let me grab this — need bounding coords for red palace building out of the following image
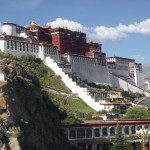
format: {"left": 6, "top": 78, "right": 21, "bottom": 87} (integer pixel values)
{"left": 50, "top": 28, "right": 87, "bottom": 55}
{"left": 27, "top": 22, "right": 52, "bottom": 43}
{"left": 27, "top": 22, "right": 88, "bottom": 56}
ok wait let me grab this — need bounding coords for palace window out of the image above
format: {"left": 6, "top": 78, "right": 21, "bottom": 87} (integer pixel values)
{"left": 69, "top": 129, "right": 76, "bottom": 139}
{"left": 77, "top": 128, "right": 85, "bottom": 138}
{"left": 11, "top": 41, "right": 13, "bottom": 50}
{"left": 138, "top": 126, "right": 142, "bottom": 130}
{"left": 94, "top": 128, "right": 100, "bottom": 137}
{"left": 102, "top": 128, "right": 107, "bottom": 136}
{"left": 7, "top": 41, "right": 9, "bottom": 49}
{"left": 110, "top": 127, "right": 115, "bottom": 136}
{"left": 36, "top": 45, "right": 39, "bottom": 53}
{"left": 33, "top": 45, "right": 35, "bottom": 53}
{"left": 86, "top": 128, "right": 92, "bottom": 138}
{"left": 31, "top": 45, "right": 33, "bottom": 52}
{"left": 124, "top": 126, "right": 129, "bottom": 135}
{"left": 131, "top": 126, "right": 136, "bottom": 134}
{"left": 23, "top": 43, "right": 25, "bottom": 51}
{"left": 26, "top": 44, "right": 28, "bottom": 51}
{"left": 20, "top": 43, "right": 22, "bottom": 51}
{"left": 15, "top": 42, "right": 17, "bottom": 50}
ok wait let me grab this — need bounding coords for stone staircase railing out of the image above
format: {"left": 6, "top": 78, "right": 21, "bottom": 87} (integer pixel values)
{"left": 44, "top": 57, "right": 103, "bottom": 111}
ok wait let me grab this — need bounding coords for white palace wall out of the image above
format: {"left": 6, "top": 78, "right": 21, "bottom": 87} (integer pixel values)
{"left": 0, "top": 72, "right": 5, "bottom": 81}
{"left": 65, "top": 55, "right": 111, "bottom": 85}
{"left": 44, "top": 56, "right": 104, "bottom": 111}
{"left": 136, "top": 70, "right": 147, "bottom": 89}
{"left": 0, "top": 40, "right": 5, "bottom": 52}
{"left": 110, "top": 74, "right": 150, "bottom": 97}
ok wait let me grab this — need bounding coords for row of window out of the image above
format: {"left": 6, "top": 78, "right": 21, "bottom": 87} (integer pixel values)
{"left": 58, "top": 64, "right": 71, "bottom": 69}
{"left": 69, "top": 125, "right": 149, "bottom": 139}
{"left": 108, "top": 64, "right": 116, "bottom": 69}
{"left": 71, "top": 56, "right": 95, "bottom": 64}
{"left": 107, "top": 58, "right": 133, "bottom": 65}
{"left": 90, "top": 93, "right": 107, "bottom": 101}
{"left": 44, "top": 47, "right": 57, "bottom": 55}
{"left": 6, "top": 40, "right": 58, "bottom": 55}
{"left": 116, "top": 65, "right": 128, "bottom": 71}
{"left": 7, "top": 41, "right": 39, "bottom": 53}
{"left": 108, "top": 64, "right": 128, "bottom": 71}
{"left": 116, "top": 60, "right": 130, "bottom": 64}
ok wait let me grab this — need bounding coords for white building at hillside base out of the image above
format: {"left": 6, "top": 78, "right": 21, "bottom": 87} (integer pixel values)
{"left": 0, "top": 22, "right": 149, "bottom": 111}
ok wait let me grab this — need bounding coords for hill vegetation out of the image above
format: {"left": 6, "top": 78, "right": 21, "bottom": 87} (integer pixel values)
{"left": 1, "top": 53, "right": 71, "bottom": 150}
{"left": 0, "top": 52, "right": 71, "bottom": 93}
{"left": 0, "top": 52, "right": 97, "bottom": 149}
{"left": 122, "top": 106, "right": 150, "bottom": 119}
{"left": 48, "top": 92, "right": 96, "bottom": 123}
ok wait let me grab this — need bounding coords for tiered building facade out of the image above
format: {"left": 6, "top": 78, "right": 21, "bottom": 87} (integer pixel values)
{"left": 62, "top": 119, "right": 150, "bottom": 150}
{"left": 0, "top": 22, "right": 149, "bottom": 112}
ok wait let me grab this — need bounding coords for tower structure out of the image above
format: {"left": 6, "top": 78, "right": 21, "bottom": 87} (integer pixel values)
{"left": 50, "top": 28, "right": 88, "bottom": 55}
{"left": 27, "top": 22, "right": 52, "bottom": 43}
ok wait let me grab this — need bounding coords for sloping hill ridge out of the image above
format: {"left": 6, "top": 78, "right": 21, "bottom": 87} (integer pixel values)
{"left": 0, "top": 53, "right": 95, "bottom": 150}
{"left": 1, "top": 56, "right": 70, "bottom": 150}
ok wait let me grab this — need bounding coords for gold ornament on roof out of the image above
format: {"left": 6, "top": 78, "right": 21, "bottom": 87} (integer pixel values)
{"left": 30, "top": 21, "right": 38, "bottom": 26}
{"left": 45, "top": 24, "right": 51, "bottom": 29}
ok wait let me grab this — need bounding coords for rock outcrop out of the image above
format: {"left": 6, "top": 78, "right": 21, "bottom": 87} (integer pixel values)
{"left": 0, "top": 57, "right": 70, "bottom": 150}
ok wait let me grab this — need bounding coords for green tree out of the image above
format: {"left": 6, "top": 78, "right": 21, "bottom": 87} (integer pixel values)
{"left": 110, "top": 108, "right": 119, "bottom": 114}
{"left": 129, "top": 92, "right": 143, "bottom": 101}
{"left": 122, "top": 106, "right": 150, "bottom": 119}
{"left": 111, "top": 124, "right": 131, "bottom": 150}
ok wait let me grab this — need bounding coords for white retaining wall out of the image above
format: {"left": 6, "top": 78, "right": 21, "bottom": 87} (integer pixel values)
{"left": 108, "top": 68, "right": 129, "bottom": 77}
{"left": 136, "top": 70, "right": 147, "bottom": 89}
{"left": 44, "top": 56, "right": 104, "bottom": 111}
{"left": 110, "top": 74, "right": 150, "bottom": 97}
{"left": 0, "top": 72, "right": 5, "bottom": 81}
{"left": 70, "top": 62, "right": 111, "bottom": 85}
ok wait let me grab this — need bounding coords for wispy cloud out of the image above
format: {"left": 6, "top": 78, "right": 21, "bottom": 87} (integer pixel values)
{"left": 49, "top": 18, "right": 85, "bottom": 32}
{"left": 47, "top": 18, "right": 150, "bottom": 42}
{"left": 131, "top": 54, "right": 145, "bottom": 63}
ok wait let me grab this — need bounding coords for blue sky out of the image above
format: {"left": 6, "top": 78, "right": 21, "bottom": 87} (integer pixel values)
{"left": 1, "top": 0, "right": 150, "bottom": 63}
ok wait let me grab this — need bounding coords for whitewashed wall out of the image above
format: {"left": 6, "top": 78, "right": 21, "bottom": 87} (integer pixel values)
{"left": 0, "top": 72, "right": 5, "bottom": 81}
{"left": 68, "top": 60, "right": 111, "bottom": 85}
{"left": 2, "top": 24, "right": 17, "bottom": 36}
{"left": 110, "top": 74, "right": 150, "bottom": 96}
{"left": 108, "top": 68, "right": 129, "bottom": 77}
{"left": 0, "top": 40, "right": 5, "bottom": 52}
{"left": 136, "top": 70, "right": 147, "bottom": 90}
{"left": 146, "top": 81, "right": 150, "bottom": 90}
{"left": 44, "top": 56, "right": 104, "bottom": 111}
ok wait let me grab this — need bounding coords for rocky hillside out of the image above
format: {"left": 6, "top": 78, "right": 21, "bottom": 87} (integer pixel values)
{"left": 0, "top": 54, "right": 70, "bottom": 150}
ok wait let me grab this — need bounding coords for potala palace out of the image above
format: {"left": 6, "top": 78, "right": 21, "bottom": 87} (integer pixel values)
{"left": 0, "top": 22, "right": 149, "bottom": 111}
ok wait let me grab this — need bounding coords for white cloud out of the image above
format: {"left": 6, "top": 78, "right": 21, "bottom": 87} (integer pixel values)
{"left": 47, "top": 18, "right": 85, "bottom": 32}
{"left": 117, "top": 19, "right": 150, "bottom": 34}
{"left": 47, "top": 18, "right": 150, "bottom": 42}
{"left": 131, "top": 54, "right": 145, "bottom": 62}
{"left": 88, "top": 26, "right": 127, "bottom": 41}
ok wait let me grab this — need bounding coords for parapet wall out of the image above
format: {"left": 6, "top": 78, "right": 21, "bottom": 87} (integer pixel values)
{"left": 110, "top": 74, "right": 150, "bottom": 96}
{"left": 71, "top": 62, "right": 111, "bottom": 84}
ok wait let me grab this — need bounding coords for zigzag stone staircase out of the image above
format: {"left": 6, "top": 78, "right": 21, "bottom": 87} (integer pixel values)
{"left": 44, "top": 57, "right": 102, "bottom": 111}
{"left": 44, "top": 56, "right": 150, "bottom": 111}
